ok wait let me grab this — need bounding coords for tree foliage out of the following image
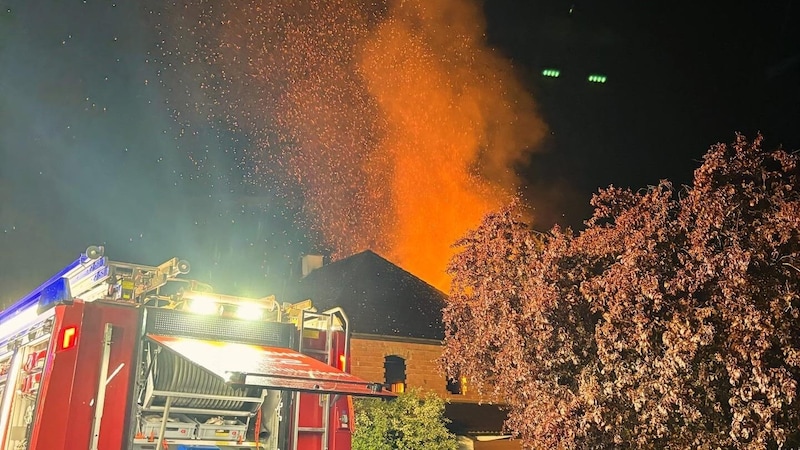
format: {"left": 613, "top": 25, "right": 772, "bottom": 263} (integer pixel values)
{"left": 352, "top": 388, "right": 458, "bottom": 450}
{"left": 442, "top": 135, "right": 800, "bottom": 449}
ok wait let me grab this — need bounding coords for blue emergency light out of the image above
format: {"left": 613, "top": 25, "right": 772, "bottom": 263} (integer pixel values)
{"left": 37, "top": 277, "right": 73, "bottom": 313}
{"left": 0, "top": 246, "right": 105, "bottom": 322}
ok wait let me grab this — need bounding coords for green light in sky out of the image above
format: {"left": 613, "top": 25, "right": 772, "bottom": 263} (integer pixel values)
{"left": 542, "top": 69, "right": 560, "bottom": 78}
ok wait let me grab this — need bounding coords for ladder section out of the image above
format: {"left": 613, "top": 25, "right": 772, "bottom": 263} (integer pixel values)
{"left": 55, "top": 246, "right": 191, "bottom": 304}
{"left": 0, "top": 246, "right": 192, "bottom": 339}
{"left": 291, "top": 309, "right": 345, "bottom": 450}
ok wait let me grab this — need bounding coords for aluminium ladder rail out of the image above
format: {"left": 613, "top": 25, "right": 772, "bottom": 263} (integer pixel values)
{"left": 290, "top": 308, "right": 350, "bottom": 450}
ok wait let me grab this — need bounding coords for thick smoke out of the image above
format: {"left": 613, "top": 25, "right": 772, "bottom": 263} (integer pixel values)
{"left": 155, "top": 0, "right": 545, "bottom": 290}
{"left": 358, "top": 0, "right": 544, "bottom": 289}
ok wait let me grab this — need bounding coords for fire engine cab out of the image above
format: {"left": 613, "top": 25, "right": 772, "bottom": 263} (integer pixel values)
{"left": 0, "top": 246, "right": 391, "bottom": 450}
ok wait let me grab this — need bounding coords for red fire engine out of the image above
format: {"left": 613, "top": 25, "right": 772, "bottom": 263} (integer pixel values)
{"left": 0, "top": 246, "right": 391, "bottom": 450}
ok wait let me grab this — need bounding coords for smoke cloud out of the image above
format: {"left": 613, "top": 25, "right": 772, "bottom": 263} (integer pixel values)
{"left": 156, "top": 0, "right": 546, "bottom": 290}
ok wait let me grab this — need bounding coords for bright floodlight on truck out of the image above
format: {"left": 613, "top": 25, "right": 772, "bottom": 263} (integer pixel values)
{"left": 181, "top": 290, "right": 276, "bottom": 318}
{"left": 0, "top": 246, "right": 396, "bottom": 450}
{"left": 187, "top": 296, "right": 219, "bottom": 315}
{"left": 236, "top": 303, "right": 265, "bottom": 320}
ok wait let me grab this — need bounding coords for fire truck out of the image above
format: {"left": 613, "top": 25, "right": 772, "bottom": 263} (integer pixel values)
{"left": 0, "top": 246, "right": 392, "bottom": 450}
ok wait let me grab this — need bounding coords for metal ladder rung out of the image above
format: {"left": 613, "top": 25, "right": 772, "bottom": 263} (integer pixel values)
{"left": 302, "top": 349, "right": 328, "bottom": 355}
{"left": 293, "top": 310, "right": 335, "bottom": 450}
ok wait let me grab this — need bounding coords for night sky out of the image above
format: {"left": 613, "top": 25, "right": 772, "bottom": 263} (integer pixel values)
{"left": 1, "top": 0, "right": 798, "bottom": 307}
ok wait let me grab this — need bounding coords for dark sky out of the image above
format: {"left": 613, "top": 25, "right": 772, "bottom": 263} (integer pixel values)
{"left": 485, "top": 0, "right": 800, "bottom": 225}
{"left": 1, "top": 0, "right": 798, "bottom": 306}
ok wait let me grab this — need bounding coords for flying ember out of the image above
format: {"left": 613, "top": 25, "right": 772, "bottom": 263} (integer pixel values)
{"left": 152, "top": 0, "right": 546, "bottom": 290}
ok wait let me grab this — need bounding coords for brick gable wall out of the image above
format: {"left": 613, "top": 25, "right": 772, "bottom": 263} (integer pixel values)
{"left": 349, "top": 335, "right": 488, "bottom": 403}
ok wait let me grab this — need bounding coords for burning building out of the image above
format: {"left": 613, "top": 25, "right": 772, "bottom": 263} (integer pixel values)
{"left": 288, "top": 250, "right": 522, "bottom": 449}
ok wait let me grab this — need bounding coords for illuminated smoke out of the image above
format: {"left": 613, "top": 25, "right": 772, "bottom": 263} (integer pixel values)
{"left": 153, "top": 0, "right": 545, "bottom": 291}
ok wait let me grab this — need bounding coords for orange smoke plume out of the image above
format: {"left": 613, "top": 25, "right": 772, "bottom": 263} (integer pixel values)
{"left": 157, "top": 0, "right": 545, "bottom": 291}
{"left": 359, "top": 0, "right": 545, "bottom": 289}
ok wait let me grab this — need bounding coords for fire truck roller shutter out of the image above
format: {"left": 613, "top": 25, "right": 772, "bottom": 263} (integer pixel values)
{"left": 258, "top": 389, "right": 281, "bottom": 439}
{"left": 153, "top": 346, "right": 259, "bottom": 411}
{"left": 148, "top": 334, "right": 394, "bottom": 397}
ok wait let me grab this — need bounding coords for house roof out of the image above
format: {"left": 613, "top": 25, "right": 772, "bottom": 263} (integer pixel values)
{"left": 287, "top": 250, "right": 447, "bottom": 340}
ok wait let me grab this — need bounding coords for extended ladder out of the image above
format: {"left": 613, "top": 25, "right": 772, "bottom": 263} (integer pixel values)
{"left": 291, "top": 308, "right": 350, "bottom": 450}
{"left": 54, "top": 246, "right": 191, "bottom": 304}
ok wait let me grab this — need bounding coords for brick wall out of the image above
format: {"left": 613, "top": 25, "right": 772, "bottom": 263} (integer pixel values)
{"left": 349, "top": 334, "right": 487, "bottom": 403}
{"left": 348, "top": 334, "right": 521, "bottom": 450}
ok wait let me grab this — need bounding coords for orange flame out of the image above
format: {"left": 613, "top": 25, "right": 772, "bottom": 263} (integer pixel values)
{"left": 358, "top": 0, "right": 544, "bottom": 289}
{"left": 158, "top": 0, "right": 545, "bottom": 291}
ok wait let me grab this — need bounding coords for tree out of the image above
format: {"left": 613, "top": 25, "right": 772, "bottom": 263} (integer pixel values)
{"left": 352, "top": 388, "right": 458, "bottom": 450}
{"left": 442, "top": 135, "right": 800, "bottom": 449}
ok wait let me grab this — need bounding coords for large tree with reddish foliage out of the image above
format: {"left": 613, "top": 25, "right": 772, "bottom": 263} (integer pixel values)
{"left": 443, "top": 135, "right": 800, "bottom": 449}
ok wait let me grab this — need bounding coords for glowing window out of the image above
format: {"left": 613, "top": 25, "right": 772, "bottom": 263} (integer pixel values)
{"left": 384, "top": 355, "right": 406, "bottom": 393}
{"left": 447, "top": 375, "right": 468, "bottom": 395}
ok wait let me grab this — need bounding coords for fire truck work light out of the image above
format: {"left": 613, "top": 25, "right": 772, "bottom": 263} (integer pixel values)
{"left": 189, "top": 298, "right": 219, "bottom": 315}
{"left": 60, "top": 326, "right": 78, "bottom": 351}
{"left": 235, "top": 303, "right": 264, "bottom": 320}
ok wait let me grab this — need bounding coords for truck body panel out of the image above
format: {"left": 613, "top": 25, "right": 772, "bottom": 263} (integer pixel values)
{"left": 0, "top": 247, "right": 392, "bottom": 450}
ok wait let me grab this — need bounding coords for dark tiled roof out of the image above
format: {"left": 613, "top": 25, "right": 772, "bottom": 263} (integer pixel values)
{"left": 287, "top": 250, "right": 446, "bottom": 340}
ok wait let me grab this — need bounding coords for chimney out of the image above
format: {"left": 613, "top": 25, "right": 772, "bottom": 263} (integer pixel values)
{"left": 301, "top": 254, "right": 324, "bottom": 278}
